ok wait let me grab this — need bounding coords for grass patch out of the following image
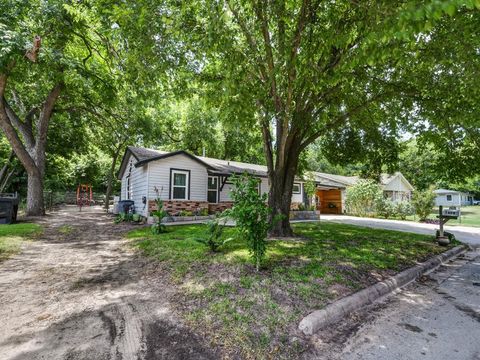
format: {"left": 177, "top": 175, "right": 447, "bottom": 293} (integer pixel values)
{"left": 130, "top": 221, "right": 450, "bottom": 358}
{"left": 404, "top": 206, "right": 480, "bottom": 228}
{"left": 0, "top": 223, "right": 42, "bottom": 261}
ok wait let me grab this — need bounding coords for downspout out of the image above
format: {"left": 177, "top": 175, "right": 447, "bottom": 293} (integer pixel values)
{"left": 145, "top": 163, "right": 150, "bottom": 217}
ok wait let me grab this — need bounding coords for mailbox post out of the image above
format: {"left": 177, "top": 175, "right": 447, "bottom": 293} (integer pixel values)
{"left": 436, "top": 205, "right": 459, "bottom": 245}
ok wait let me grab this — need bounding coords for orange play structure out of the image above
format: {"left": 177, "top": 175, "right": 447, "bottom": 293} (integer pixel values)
{"left": 76, "top": 184, "right": 93, "bottom": 210}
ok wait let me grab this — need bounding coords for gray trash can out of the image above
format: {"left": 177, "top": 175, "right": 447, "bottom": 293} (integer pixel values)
{"left": 0, "top": 194, "right": 19, "bottom": 224}
{"left": 117, "top": 200, "right": 134, "bottom": 214}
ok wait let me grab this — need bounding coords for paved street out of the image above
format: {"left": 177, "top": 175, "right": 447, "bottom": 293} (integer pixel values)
{"left": 338, "top": 250, "right": 480, "bottom": 360}
{"left": 321, "top": 215, "right": 480, "bottom": 247}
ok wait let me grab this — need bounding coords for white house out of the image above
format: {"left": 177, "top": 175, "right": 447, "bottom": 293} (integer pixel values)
{"left": 117, "top": 146, "right": 415, "bottom": 216}
{"left": 434, "top": 189, "right": 473, "bottom": 207}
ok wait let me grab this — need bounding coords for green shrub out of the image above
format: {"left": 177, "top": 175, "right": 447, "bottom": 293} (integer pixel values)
{"left": 376, "top": 198, "right": 396, "bottom": 219}
{"left": 345, "top": 180, "right": 383, "bottom": 217}
{"left": 394, "top": 201, "right": 414, "bottom": 220}
{"left": 412, "top": 187, "right": 436, "bottom": 221}
{"left": 297, "top": 203, "right": 306, "bottom": 211}
{"left": 115, "top": 212, "right": 132, "bottom": 223}
{"left": 151, "top": 186, "right": 168, "bottom": 234}
{"left": 195, "top": 216, "right": 232, "bottom": 252}
{"left": 200, "top": 208, "right": 209, "bottom": 216}
{"left": 225, "top": 174, "right": 271, "bottom": 271}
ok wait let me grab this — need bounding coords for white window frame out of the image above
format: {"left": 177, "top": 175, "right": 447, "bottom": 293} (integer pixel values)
{"left": 171, "top": 170, "right": 189, "bottom": 200}
{"left": 446, "top": 194, "right": 452, "bottom": 201}
{"left": 292, "top": 182, "right": 301, "bottom": 194}
{"left": 207, "top": 176, "right": 218, "bottom": 203}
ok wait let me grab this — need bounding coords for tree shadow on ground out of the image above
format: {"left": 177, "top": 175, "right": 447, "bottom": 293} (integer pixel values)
{"left": 0, "top": 296, "right": 218, "bottom": 360}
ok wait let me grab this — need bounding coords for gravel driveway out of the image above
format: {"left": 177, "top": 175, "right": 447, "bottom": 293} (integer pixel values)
{"left": 0, "top": 206, "right": 216, "bottom": 360}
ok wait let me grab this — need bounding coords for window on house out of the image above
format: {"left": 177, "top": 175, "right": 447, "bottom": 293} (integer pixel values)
{"left": 292, "top": 183, "right": 301, "bottom": 194}
{"left": 446, "top": 194, "right": 452, "bottom": 201}
{"left": 171, "top": 170, "right": 189, "bottom": 200}
{"left": 208, "top": 176, "right": 218, "bottom": 203}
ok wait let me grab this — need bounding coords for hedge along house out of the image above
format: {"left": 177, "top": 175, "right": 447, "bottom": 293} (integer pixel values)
{"left": 117, "top": 146, "right": 414, "bottom": 217}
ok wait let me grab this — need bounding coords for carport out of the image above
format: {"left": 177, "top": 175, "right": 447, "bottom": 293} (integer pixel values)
{"left": 315, "top": 187, "right": 343, "bottom": 214}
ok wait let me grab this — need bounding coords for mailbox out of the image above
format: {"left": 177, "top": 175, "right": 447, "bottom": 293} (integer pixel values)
{"left": 442, "top": 208, "right": 460, "bottom": 218}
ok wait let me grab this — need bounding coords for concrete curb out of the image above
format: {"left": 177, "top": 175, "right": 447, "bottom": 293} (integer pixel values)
{"left": 298, "top": 245, "right": 468, "bottom": 336}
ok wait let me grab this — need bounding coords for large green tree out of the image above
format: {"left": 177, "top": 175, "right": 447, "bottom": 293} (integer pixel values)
{"left": 176, "top": 1, "right": 474, "bottom": 235}
{"left": 405, "top": 8, "right": 480, "bottom": 180}
{"left": 104, "top": 0, "right": 476, "bottom": 235}
{"left": 0, "top": 1, "right": 114, "bottom": 214}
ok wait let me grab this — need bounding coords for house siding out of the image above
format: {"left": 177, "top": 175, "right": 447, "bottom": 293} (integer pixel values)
{"left": 147, "top": 154, "right": 209, "bottom": 201}
{"left": 435, "top": 193, "right": 472, "bottom": 207}
{"left": 120, "top": 154, "right": 148, "bottom": 216}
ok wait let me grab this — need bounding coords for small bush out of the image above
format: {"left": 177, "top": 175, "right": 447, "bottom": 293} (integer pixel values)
{"left": 345, "top": 180, "right": 383, "bottom": 217}
{"left": 115, "top": 212, "right": 132, "bottom": 223}
{"left": 376, "top": 198, "right": 396, "bottom": 219}
{"left": 200, "top": 208, "right": 209, "bottom": 216}
{"left": 151, "top": 187, "right": 168, "bottom": 234}
{"left": 412, "top": 187, "right": 436, "bottom": 221}
{"left": 196, "top": 217, "right": 232, "bottom": 252}
{"left": 394, "top": 201, "right": 414, "bottom": 220}
{"left": 225, "top": 174, "right": 271, "bottom": 271}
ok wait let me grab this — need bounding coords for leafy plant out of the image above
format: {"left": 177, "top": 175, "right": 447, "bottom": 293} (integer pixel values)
{"left": 225, "top": 174, "right": 272, "bottom": 271}
{"left": 376, "top": 198, "right": 395, "bottom": 219}
{"left": 196, "top": 216, "right": 232, "bottom": 252}
{"left": 394, "top": 201, "right": 414, "bottom": 220}
{"left": 151, "top": 186, "right": 168, "bottom": 234}
{"left": 200, "top": 208, "right": 209, "bottom": 216}
{"left": 345, "top": 180, "right": 383, "bottom": 217}
{"left": 114, "top": 212, "right": 132, "bottom": 224}
{"left": 412, "top": 187, "right": 436, "bottom": 221}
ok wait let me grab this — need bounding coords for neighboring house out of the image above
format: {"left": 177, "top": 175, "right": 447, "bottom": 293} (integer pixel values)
{"left": 308, "top": 171, "right": 414, "bottom": 214}
{"left": 434, "top": 189, "right": 473, "bottom": 207}
{"left": 117, "top": 146, "right": 414, "bottom": 217}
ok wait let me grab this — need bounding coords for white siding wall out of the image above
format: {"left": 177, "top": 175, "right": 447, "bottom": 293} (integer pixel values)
{"left": 120, "top": 155, "right": 149, "bottom": 216}
{"left": 291, "top": 181, "right": 304, "bottom": 203}
{"left": 383, "top": 176, "right": 411, "bottom": 192}
{"left": 435, "top": 193, "right": 471, "bottom": 207}
{"left": 147, "top": 154, "right": 209, "bottom": 201}
{"left": 219, "top": 177, "right": 270, "bottom": 202}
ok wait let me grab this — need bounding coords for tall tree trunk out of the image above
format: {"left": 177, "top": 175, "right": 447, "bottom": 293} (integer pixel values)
{"left": 0, "top": 67, "right": 62, "bottom": 216}
{"left": 268, "top": 179, "right": 294, "bottom": 237}
{"left": 26, "top": 170, "right": 44, "bottom": 215}
{"left": 266, "top": 129, "right": 301, "bottom": 237}
{"left": 104, "top": 147, "right": 121, "bottom": 210}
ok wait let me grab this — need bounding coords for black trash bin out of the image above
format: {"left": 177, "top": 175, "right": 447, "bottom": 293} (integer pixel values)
{"left": 0, "top": 193, "right": 20, "bottom": 224}
{"left": 118, "top": 200, "right": 134, "bottom": 214}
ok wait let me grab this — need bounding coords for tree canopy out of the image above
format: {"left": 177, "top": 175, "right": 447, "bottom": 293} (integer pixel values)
{"left": 0, "top": 0, "right": 478, "bottom": 218}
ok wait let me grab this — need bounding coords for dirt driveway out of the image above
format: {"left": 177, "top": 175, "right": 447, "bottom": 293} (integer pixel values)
{"left": 0, "top": 206, "right": 216, "bottom": 360}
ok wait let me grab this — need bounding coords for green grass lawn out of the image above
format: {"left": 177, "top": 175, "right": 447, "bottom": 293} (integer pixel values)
{"left": 407, "top": 206, "right": 480, "bottom": 228}
{"left": 129, "top": 222, "right": 451, "bottom": 359}
{"left": 0, "top": 223, "right": 43, "bottom": 261}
